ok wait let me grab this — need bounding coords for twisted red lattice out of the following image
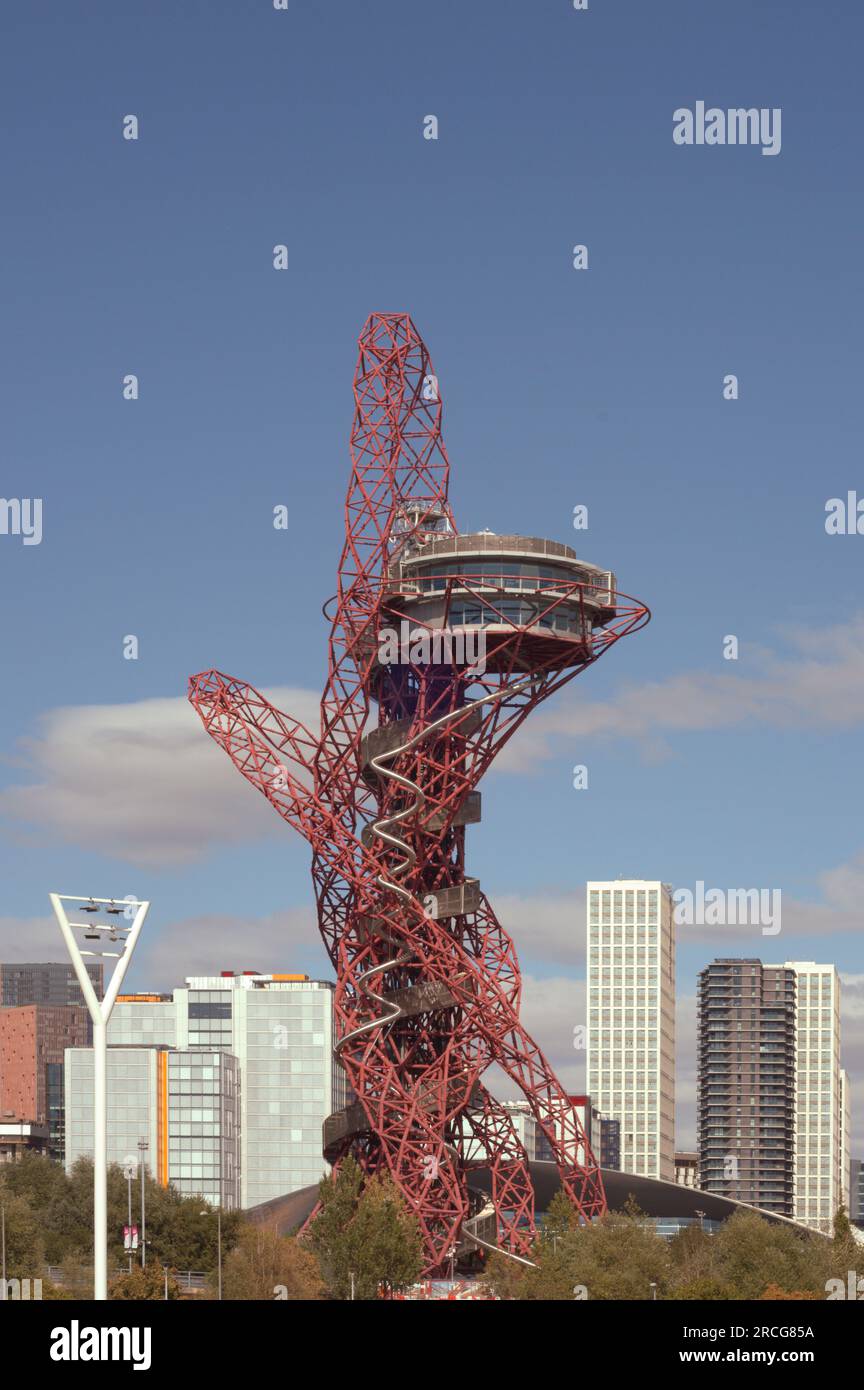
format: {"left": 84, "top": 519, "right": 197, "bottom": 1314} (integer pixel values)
{"left": 189, "top": 312, "right": 649, "bottom": 1272}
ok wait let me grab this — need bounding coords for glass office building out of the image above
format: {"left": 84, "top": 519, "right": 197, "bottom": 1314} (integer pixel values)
{"left": 0, "top": 961, "right": 103, "bottom": 1009}
{"left": 851, "top": 1157, "right": 864, "bottom": 1229}
{"left": 697, "top": 959, "right": 796, "bottom": 1215}
{"left": 166, "top": 1050, "right": 239, "bottom": 1206}
{"left": 64, "top": 1045, "right": 240, "bottom": 1209}
{"left": 777, "top": 962, "right": 845, "bottom": 1233}
{"left": 841, "top": 1068, "right": 851, "bottom": 1219}
{"left": 106, "top": 973, "right": 346, "bottom": 1207}
{"left": 174, "top": 975, "right": 347, "bottom": 1207}
{"left": 65, "top": 1047, "right": 161, "bottom": 1179}
{"left": 587, "top": 880, "right": 676, "bottom": 1181}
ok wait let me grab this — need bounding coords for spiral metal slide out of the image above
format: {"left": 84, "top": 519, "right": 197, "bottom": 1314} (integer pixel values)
{"left": 188, "top": 312, "right": 649, "bottom": 1272}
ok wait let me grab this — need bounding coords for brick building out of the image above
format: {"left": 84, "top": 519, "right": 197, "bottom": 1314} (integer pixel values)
{"left": 0, "top": 1005, "right": 89, "bottom": 1160}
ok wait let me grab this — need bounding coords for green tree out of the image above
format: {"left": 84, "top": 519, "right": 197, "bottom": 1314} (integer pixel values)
{"left": 347, "top": 1173, "right": 425, "bottom": 1297}
{"left": 668, "top": 1278, "right": 736, "bottom": 1300}
{"left": 218, "top": 1223, "right": 324, "bottom": 1300}
{"left": 58, "top": 1255, "right": 94, "bottom": 1300}
{"left": 138, "top": 1186, "right": 242, "bottom": 1272}
{"left": 487, "top": 1201, "right": 670, "bottom": 1301}
{"left": 558, "top": 1208, "right": 670, "bottom": 1301}
{"left": 0, "top": 1153, "right": 246, "bottom": 1292}
{"left": 760, "top": 1282, "right": 822, "bottom": 1300}
{"left": 541, "top": 1189, "right": 578, "bottom": 1244}
{"left": 59, "top": 1159, "right": 240, "bottom": 1272}
{"left": 110, "top": 1264, "right": 182, "bottom": 1300}
{"left": 0, "top": 1191, "right": 45, "bottom": 1280}
{"left": 830, "top": 1205, "right": 858, "bottom": 1266}
{"left": 40, "top": 1277, "right": 73, "bottom": 1301}
{"left": 668, "top": 1224, "right": 716, "bottom": 1289}
{"left": 484, "top": 1247, "right": 532, "bottom": 1300}
{"left": 813, "top": 1203, "right": 860, "bottom": 1294}
{"left": 712, "top": 1210, "right": 821, "bottom": 1299}
{"left": 522, "top": 1239, "right": 588, "bottom": 1300}
{"left": 47, "top": 1158, "right": 100, "bottom": 1265}
{"left": 307, "top": 1156, "right": 363, "bottom": 1295}
{"left": 0, "top": 1151, "right": 66, "bottom": 1210}
{"left": 309, "top": 1159, "right": 424, "bottom": 1299}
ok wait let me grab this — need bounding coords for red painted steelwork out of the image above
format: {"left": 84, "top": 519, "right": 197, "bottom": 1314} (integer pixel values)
{"left": 189, "top": 313, "right": 649, "bottom": 1272}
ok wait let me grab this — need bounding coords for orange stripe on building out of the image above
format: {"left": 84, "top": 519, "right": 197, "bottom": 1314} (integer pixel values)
{"left": 158, "top": 1050, "right": 169, "bottom": 1186}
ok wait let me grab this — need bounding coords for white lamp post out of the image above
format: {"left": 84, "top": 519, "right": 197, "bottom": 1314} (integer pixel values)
{"left": 50, "top": 893, "right": 149, "bottom": 1302}
{"left": 138, "top": 1138, "right": 149, "bottom": 1269}
{"left": 200, "top": 1208, "right": 222, "bottom": 1300}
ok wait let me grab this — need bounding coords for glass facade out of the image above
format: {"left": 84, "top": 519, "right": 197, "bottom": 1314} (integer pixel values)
{"left": 108, "top": 999, "right": 177, "bottom": 1049}
{"left": 851, "top": 1157, "right": 864, "bottom": 1229}
{"left": 697, "top": 960, "right": 796, "bottom": 1215}
{"left": 107, "top": 974, "right": 346, "bottom": 1207}
{"left": 0, "top": 961, "right": 103, "bottom": 1009}
{"left": 233, "top": 982, "right": 344, "bottom": 1207}
{"left": 186, "top": 996, "right": 232, "bottom": 1050}
{"left": 410, "top": 559, "right": 606, "bottom": 594}
{"left": 65, "top": 1047, "right": 158, "bottom": 1178}
{"left": 600, "top": 1116, "right": 621, "bottom": 1170}
{"left": 783, "top": 962, "right": 843, "bottom": 1234}
{"left": 448, "top": 598, "right": 584, "bottom": 634}
{"left": 46, "top": 1061, "right": 65, "bottom": 1161}
{"left": 65, "top": 1045, "right": 240, "bottom": 1209}
{"left": 167, "top": 1051, "right": 239, "bottom": 1208}
{"left": 587, "top": 881, "right": 676, "bottom": 1182}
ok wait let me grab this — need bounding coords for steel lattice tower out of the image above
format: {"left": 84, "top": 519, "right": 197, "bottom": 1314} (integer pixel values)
{"left": 189, "top": 313, "right": 649, "bottom": 1272}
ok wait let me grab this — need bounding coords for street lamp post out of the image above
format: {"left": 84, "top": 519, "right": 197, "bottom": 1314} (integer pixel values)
{"left": 138, "top": 1139, "right": 149, "bottom": 1269}
{"left": 122, "top": 1158, "right": 136, "bottom": 1274}
{"left": 50, "top": 893, "right": 149, "bottom": 1302}
{"left": 201, "top": 1208, "right": 222, "bottom": 1300}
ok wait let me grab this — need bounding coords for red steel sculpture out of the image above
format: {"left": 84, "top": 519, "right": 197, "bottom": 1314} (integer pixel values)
{"left": 189, "top": 313, "right": 649, "bottom": 1273}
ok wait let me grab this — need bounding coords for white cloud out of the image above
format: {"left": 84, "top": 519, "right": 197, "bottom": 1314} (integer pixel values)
{"left": 491, "top": 978, "right": 702, "bottom": 1151}
{"left": 494, "top": 867, "right": 864, "bottom": 969}
{"left": 495, "top": 892, "right": 586, "bottom": 966}
{"left": 4, "top": 613, "right": 864, "bottom": 868}
{"left": 0, "top": 906, "right": 328, "bottom": 994}
{"left": 495, "top": 612, "right": 864, "bottom": 770}
{"left": 3, "top": 907, "right": 861, "bottom": 1157}
{"left": 137, "top": 906, "right": 326, "bottom": 988}
{"left": 0, "top": 687, "right": 321, "bottom": 867}
{"left": 0, "top": 914, "right": 64, "bottom": 962}
{"left": 493, "top": 982, "right": 864, "bottom": 1158}
{"left": 484, "top": 975, "right": 587, "bottom": 1101}
{"left": 818, "top": 855, "right": 864, "bottom": 916}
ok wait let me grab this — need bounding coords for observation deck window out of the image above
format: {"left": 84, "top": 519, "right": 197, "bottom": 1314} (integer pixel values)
{"left": 448, "top": 598, "right": 582, "bottom": 634}
{"left": 410, "top": 559, "right": 596, "bottom": 595}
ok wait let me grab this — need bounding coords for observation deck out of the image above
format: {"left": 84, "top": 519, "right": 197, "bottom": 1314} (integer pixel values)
{"left": 381, "top": 531, "right": 617, "bottom": 673}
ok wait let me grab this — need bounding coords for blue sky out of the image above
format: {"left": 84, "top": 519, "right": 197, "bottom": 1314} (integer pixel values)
{"left": 1, "top": 1, "right": 862, "bottom": 1147}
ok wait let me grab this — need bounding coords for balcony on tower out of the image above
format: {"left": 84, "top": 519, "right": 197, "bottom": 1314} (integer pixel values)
{"left": 380, "top": 532, "right": 617, "bottom": 674}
